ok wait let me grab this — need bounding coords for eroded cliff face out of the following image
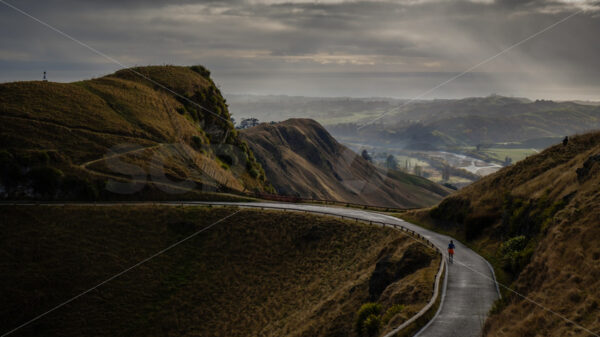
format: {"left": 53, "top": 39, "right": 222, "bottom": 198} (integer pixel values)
{"left": 242, "top": 118, "right": 450, "bottom": 208}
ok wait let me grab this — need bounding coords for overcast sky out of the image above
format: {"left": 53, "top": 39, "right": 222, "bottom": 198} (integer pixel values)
{"left": 1, "top": 0, "right": 599, "bottom": 100}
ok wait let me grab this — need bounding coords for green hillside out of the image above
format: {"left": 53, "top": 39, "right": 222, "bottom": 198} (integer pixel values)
{"left": 0, "top": 65, "right": 270, "bottom": 200}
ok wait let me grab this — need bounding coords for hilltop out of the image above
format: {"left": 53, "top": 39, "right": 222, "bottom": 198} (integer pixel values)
{"left": 403, "top": 131, "right": 600, "bottom": 336}
{"left": 241, "top": 118, "right": 451, "bottom": 208}
{"left": 0, "top": 66, "right": 270, "bottom": 200}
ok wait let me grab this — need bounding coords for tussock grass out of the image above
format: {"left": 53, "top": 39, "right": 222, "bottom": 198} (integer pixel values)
{"left": 1, "top": 206, "right": 438, "bottom": 337}
{"left": 403, "top": 131, "right": 600, "bottom": 337}
{"left": 0, "top": 65, "right": 270, "bottom": 200}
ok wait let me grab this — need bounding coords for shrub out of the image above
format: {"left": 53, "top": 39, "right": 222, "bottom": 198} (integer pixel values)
{"left": 382, "top": 304, "right": 405, "bottom": 324}
{"left": 248, "top": 167, "right": 260, "bottom": 179}
{"left": 18, "top": 150, "right": 50, "bottom": 167}
{"left": 191, "top": 109, "right": 200, "bottom": 122}
{"left": 191, "top": 135, "right": 203, "bottom": 150}
{"left": 464, "top": 213, "right": 497, "bottom": 240}
{"left": 430, "top": 196, "right": 470, "bottom": 223}
{"left": 499, "top": 235, "right": 533, "bottom": 275}
{"left": 189, "top": 65, "right": 211, "bottom": 78}
{"left": 28, "top": 166, "right": 63, "bottom": 196}
{"left": 61, "top": 176, "right": 99, "bottom": 200}
{"left": 355, "top": 303, "right": 382, "bottom": 336}
{"left": 489, "top": 296, "right": 510, "bottom": 315}
{"left": 0, "top": 150, "right": 13, "bottom": 167}
{"left": 0, "top": 151, "right": 21, "bottom": 191}
{"left": 216, "top": 148, "right": 236, "bottom": 167}
{"left": 500, "top": 235, "right": 527, "bottom": 255}
{"left": 502, "top": 194, "right": 567, "bottom": 239}
{"left": 363, "top": 314, "right": 381, "bottom": 337}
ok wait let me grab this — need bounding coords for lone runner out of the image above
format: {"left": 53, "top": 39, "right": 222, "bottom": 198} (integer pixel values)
{"left": 448, "top": 240, "right": 456, "bottom": 263}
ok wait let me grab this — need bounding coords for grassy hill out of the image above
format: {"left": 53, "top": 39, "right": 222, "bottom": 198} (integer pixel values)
{"left": 241, "top": 119, "right": 451, "bottom": 208}
{"left": 1, "top": 205, "right": 440, "bottom": 337}
{"left": 402, "top": 131, "right": 600, "bottom": 336}
{"left": 0, "top": 65, "right": 270, "bottom": 200}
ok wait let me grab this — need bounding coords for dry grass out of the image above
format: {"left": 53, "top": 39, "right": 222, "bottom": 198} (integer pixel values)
{"left": 241, "top": 118, "right": 451, "bottom": 208}
{"left": 84, "top": 143, "right": 246, "bottom": 192}
{"left": 405, "top": 131, "right": 600, "bottom": 336}
{"left": 0, "top": 65, "right": 270, "bottom": 200}
{"left": 0, "top": 206, "right": 439, "bottom": 337}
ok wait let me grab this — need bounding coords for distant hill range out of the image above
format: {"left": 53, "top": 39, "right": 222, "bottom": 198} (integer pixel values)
{"left": 228, "top": 94, "right": 600, "bottom": 150}
{"left": 241, "top": 118, "right": 451, "bottom": 208}
{"left": 408, "top": 130, "right": 600, "bottom": 336}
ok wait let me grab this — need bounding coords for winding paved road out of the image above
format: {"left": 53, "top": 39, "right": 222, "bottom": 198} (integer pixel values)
{"left": 197, "top": 201, "right": 500, "bottom": 337}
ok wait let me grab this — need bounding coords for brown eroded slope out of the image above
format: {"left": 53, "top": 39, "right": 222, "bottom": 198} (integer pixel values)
{"left": 241, "top": 119, "right": 451, "bottom": 208}
{"left": 406, "top": 131, "right": 600, "bottom": 336}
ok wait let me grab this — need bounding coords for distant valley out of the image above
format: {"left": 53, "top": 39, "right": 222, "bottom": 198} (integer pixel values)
{"left": 228, "top": 94, "right": 600, "bottom": 187}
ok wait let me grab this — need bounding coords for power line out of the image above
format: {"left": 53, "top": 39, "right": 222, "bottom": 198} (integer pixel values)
{"left": 358, "top": 9, "right": 583, "bottom": 130}
{"left": 1, "top": 209, "right": 241, "bottom": 337}
{"left": 0, "top": 0, "right": 229, "bottom": 123}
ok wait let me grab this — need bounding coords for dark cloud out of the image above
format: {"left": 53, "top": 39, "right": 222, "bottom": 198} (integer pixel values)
{"left": 0, "top": 0, "right": 599, "bottom": 100}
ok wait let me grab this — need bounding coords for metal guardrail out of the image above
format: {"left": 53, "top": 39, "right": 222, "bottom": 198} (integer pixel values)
{"left": 240, "top": 191, "right": 419, "bottom": 213}
{"left": 210, "top": 203, "right": 437, "bottom": 247}
{"left": 383, "top": 257, "right": 446, "bottom": 337}
{"left": 0, "top": 195, "right": 416, "bottom": 213}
